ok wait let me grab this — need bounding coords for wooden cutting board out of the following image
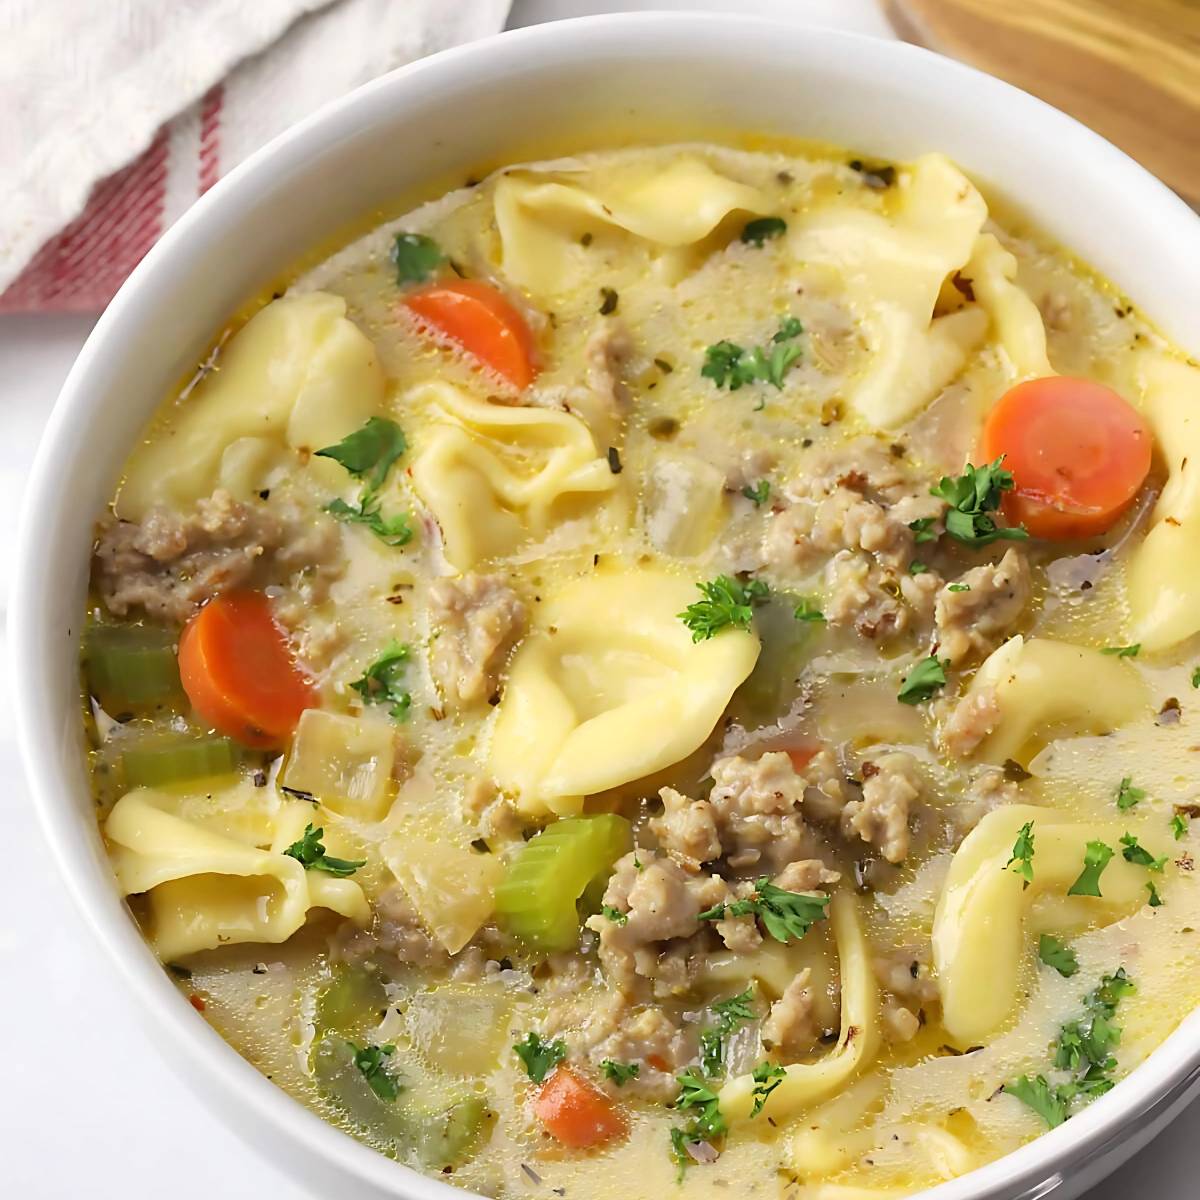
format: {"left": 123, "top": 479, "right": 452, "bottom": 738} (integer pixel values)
{"left": 884, "top": 0, "right": 1200, "bottom": 207}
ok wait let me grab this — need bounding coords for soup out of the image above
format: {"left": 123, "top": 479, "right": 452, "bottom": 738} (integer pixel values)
{"left": 82, "top": 140, "right": 1200, "bottom": 1198}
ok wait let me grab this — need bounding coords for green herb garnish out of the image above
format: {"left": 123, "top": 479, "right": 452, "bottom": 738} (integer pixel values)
{"left": 318, "top": 418, "right": 413, "bottom": 547}
{"left": 1003, "top": 1075, "right": 1068, "bottom": 1129}
{"left": 749, "top": 1061, "right": 787, "bottom": 1116}
{"left": 1038, "top": 934, "right": 1079, "bottom": 978}
{"left": 1148, "top": 880, "right": 1164, "bottom": 907}
{"left": 282, "top": 824, "right": 366, "bottom": 877}
{"left": 700, "top": 880, "right": 829, "bottom": 944}
{"left": 897, "top": 656, "right": 947, "bottom": 705}
{"left": 701, "top": 318, "right": 803, "bottom": 395}
{"left": 673, "top": 1070, "right": 727, "bottom": 1139}
{"left": 601, "top": 1060, "right": 640, "bottom": 1086}
{"left": 679, "top": 575, "right": 769, "bottom": 641}
{"left": 740, "top": 217, "right": 787, "bottom": 246}
{"left": 1116, "top": 776, "right": 1145, "bottom": 812}
{"left": 1067, "top": 840, "right": 1114, "bottom": 897}
{"left": 1101, "top": 644, "right": 1141, "bottom": 658}
{"left": 1119, "top": 833, "right": 1167, "bottom": 872}
{"left": 699, "top": 988, "right": 757, "bottom": 1076}
{"left": 391, "top": 232, "right": 444, "bottom": 284}
{"left": 909, "top": 561, "right": 928, "bottom": 575}
{"left": 909, "top": 516, "right": 937, "bottom": 543}
{"left": 929, "top": 457, "right": 1029, "bottom": 547}
{"left": 1171, "top": 813, "right": 1189, "bottom": 840}
{"left": 600, "top": 905, "right": 629, "bottom": 925}
{"left": 350, "top": 1041, "right": 401, "bottom": 1101}
{"left": 947, "top": 582, "right": 970, "bottom": 592}
{"left": 350, "top": 642, "right": 412, "bottom": 720}
{"left": 1192, "top": 666, "right": 1200, "bottom": 689}
{"left": 1006, "top": 821, "right": 1035, "bottom": 889}
{"left": 513, "top": 1032, "right": 567, "bottom": 1084}
{"left": 793, "top": 598, "right": 825, "bottom": 623}
{"left": 742, "top": 480, "right": 770, "bottom": 506}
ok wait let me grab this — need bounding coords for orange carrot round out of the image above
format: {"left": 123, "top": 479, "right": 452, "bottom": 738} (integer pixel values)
{"left": 404, "top": 279, "right": 538, "bottom": 390}
{"left": 533, "top": 1066, "right": 626, "bottom": 1149}
{"left": 981, "top": 376, "right": 1152, "bottom": 540}
{"left": 178, "top": 591, "right": 316, "bottom": 749}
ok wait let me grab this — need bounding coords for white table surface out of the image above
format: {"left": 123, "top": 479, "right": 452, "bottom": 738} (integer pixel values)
{"left": 0, "top": 2, "right": 1193, "bottom": 1196}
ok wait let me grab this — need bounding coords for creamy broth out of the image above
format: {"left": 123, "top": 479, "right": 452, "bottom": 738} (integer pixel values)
{"left": 83, "top": 141, "right": 1200, "bottom": 1199}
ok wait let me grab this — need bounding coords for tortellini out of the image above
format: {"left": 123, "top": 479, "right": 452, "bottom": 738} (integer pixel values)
{"left": 494, "top": 156, "right": 771, "bottom": 297}
{"left": 1126, "top": 353, "right": 1200, "bottom": 651}
{"left": 953, "top": 635, "right": 1151, "bottom": 765}
{"left": 409, "top": 381, "right": 618, "bottom": 570}
{"left": 105, "top": 782, "right": 370, "bottom": 959}
{"left": 721, "top": 893, "right": 878, "bottom": 1123}
{"left": 489, "top": 564, "right": 759, "bottom": 816}
{"left": 116, "top": 292, "right": 384, "bottom": 520}
{"left": 933, "top": 804, "right": 1161, "bottom": 1045}
{"left": 960, "top": 233, "right": 1052, "bottom": 381}
{"left": 788, "top": 153, "right": 988, "bottom": 428}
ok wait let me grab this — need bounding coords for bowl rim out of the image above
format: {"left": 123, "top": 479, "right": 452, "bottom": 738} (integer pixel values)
{"left": 12, "top": 11, "right": 1200, "bottom": 1199}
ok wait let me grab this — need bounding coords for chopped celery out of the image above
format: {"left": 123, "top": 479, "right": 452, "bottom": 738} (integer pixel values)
{"left": 734, "top": 591, "right": 819, "bottom": 721}
{"left": 121, "top": 734, "right": 241, "bottom": 788}
{"left": 83, "top": 623, "right": 181, "bottom": 713}
{"left": 310, "top": 1034, "right": 490, "bottom": 1167}
{"left": 315, "top": 966, "right": 389, "bottom": 1039}
{"left": 494, "top": 814, "right": 631, "bottom": 952}
{"left": 411, "top": 1095, "right": 491, "bottom": 1168}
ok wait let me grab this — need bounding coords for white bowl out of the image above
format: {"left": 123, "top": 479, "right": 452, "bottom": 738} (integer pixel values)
{"left": 13, "top": 13, "right": 1200, "bottom": 1199}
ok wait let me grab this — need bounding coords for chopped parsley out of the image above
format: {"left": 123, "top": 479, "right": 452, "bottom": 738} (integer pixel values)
{"left": 1101, "top": 643, "right": 1141, "bottom": 658}
{"left": 699, "top": 880, "right": 829, "bottom": 944}
{"left": 282, "top": 824, "right": 366, "bottom": 877}
{"left": 600, "top": 905, "right": 628, "bottom": 925}
{"left": 678, "top": 575, "right": 768, "bottom": 641}
{"left": 909, "top": 516, "right": 937, "bottom": 543}
{"left": 1192, "top": 666, "right": 1200, "bottom": 689}
{"left": 793, "top": 597, "right": 825, "bottom": 623}
{"left": 1038, "top": 934, "right": 1079, "bottom": 978}
{"left": 1067, "top": 840, "right": 1114, "bottom": 897}
{"left": 391, "top": 232, "right": 444, "bottom": 284}
{"left": 316, "top": 417, "right": 407, "bottom": 490}
{"left": 741, "top": 480, "right": 771, "bottom": 506}
{"left": 672, "top": 1070, "right": 727, "bottom": 1140}
{"left": 1147, "top": 880, "right": 1164, "bottom": 907}
{"left": 350, "top": 1041, "right": 401, "bottom": 1101}
{"left": 350, "top": 642, "right": 412, "bottom": 721}
{"left": 749, "top": 1061, "right": 787, "bottom": 1116}
{"left": 1003, "top": 1075, "right": 1068, "bottom": 1129}
{"left": 1005, "top": 968, "right": 1135, "bottom": 1128}
{"left": 1006, "top": 821, "right": 1035, "bottom": 889}
{"left": 317, "top": 417, "right": 413, "bottom": 547}
{"left": 1116, "top": 776, "right": 1145, "bottom": 813}
{"left": 1119, "top": 833, "right": 1167, "bottom": 872}
{"left": 513, "top": 1032, "right": 567, "bottom": 1084}
{"left": 601, "top": 1060, "right": 640, "bottom": 1086}
{"left": 701, "top": 318, "right": 804, "bottom": 396}
{"left": 740, "top": 216, "right": 787, "bottom": 246}
{"left": 947, "top": 582, "right": 970, "bottom": 592}
{"left": 1172, "top": 812, "right": 1189, "bottom": 840}
{"left": 929, "top": 457, "right": 1029, "bottom": 547}
{"left": 909, "top": 561, "right": 928, "bottom": 575}
{"left": 897, "top": 656, "right": 947, "bottom": 705}
{"left": 699, "top": 988, "right": 756, "bottom": 1075}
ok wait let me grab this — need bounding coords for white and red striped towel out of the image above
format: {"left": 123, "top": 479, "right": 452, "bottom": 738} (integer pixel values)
{"left": 0, "top": 0, "right": 510, "bottom": 313}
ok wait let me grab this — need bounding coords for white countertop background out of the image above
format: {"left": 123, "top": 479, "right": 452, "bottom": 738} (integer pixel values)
{"left": 1, "top": 2, "right": 1195, "bottom": 1195}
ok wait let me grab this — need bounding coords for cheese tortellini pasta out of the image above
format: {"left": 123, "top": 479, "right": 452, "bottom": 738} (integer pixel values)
{"left": 82, "top": 137, "right": 1200, "bottom": 1200}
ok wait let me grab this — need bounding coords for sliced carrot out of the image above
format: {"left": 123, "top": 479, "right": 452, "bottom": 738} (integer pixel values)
{"left": 404, "top": 279, "right": 538, "bottom": 390}
{"left": 981, "top": 376, "right": 1152, "bottom": 540}
{"left": 178, "top": 591, "right": 316, "bottom": 749}
{"left": 533, "top": 1066, "right": 626, "bottom": 1149}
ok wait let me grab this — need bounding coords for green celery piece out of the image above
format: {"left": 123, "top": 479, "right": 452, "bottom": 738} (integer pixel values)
{"left": 493, "top": 814, "right": 632, "bottom": 951}
{"left": 83, "top": 623, "right": 181, "bottom": 713}
{"left": 315, "top": 966, "right": 389, "bottom": 1039}
{"left": 121, "top": 734, "right": 241, "bottom": 788}
{"left": 410, "top": 1095, "right": 492, "bottom": 1169}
